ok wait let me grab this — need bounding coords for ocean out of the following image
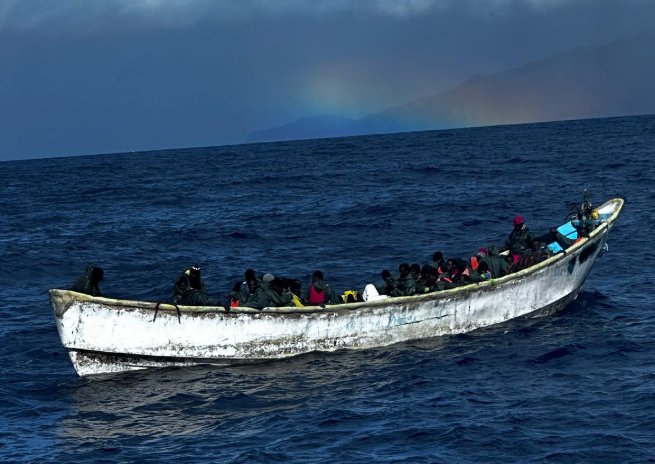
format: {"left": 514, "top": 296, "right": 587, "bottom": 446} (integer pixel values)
{"left": 1, "top": 114, "right": 654, "bottom": 463}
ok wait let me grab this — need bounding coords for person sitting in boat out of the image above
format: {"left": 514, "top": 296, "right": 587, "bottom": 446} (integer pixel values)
{"left": 452, "top": 259, "right": 477, "bottom": 285}
{"left": 477, "top": 261, "right": 492, "bottom": 280}
{"left": 435, "top": 259, "right": 454, "bottom": 290}
{"left": 237, "top": 268, "right": 260, "bottom": 305}
{"left": 434, "top": 257, "right": 470, "bottom": 288}
{"left": 513, "top": 240, "right": 553, "bottom": 272}
{"left": 229, "top": 281, "right": 243, "bottom": 308}
{"left": 70, "top": 264, "right": 104, "bottom": 296}
{"left": 415, "top": 264, "right": 437, "bottom": 293}
{"left": 244, "top": 273, "right": 293, "bottom": 309}
{"left": 430, "top": 251, "right": 446, "bottom": 274}
{"left": 571, "top": 190, "right": 601, "bottom": 237}
{"left": 172, "top": 265, "right": 217, "bottom": 306}
{"left": 340, "top": 289, "right": 359, "bottom": 304}
{"left": 410, "top": 263, "right": 421, "bottom": 280}
{"left": 530, "top": 239, "right": 551, "bottom": 260}
{"left": 393, "top": 263, "right": 416, "bottom": 296}
{"left": 476, "top": 247, "right": 509, "bottom": 278}
{"left": 377, "top": 269, "right": 397, "bottom": 296}
{"left": 303, "top": 270, "right": 338, "bottom": 306}
{"left": 503, "top": 215, "right": 537, "bottom": 263}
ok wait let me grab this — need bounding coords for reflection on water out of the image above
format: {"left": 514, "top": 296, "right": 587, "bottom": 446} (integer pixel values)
{"left": 57, "top": 312, "right": 561, "bottom": 445}
{"left": 59, "top": 346, "right": 411, "bottom": 442}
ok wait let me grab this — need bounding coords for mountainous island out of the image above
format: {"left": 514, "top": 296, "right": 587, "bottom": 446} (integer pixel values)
{"left": 248, "top": 30, "right": 655, "bottom": 143}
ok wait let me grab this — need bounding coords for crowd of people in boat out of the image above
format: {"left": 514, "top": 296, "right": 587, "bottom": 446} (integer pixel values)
{"left": 70, "top": 211, "right": 601, "bottom": 309}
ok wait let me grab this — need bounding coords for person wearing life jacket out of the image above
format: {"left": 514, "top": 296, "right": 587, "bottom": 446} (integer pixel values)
{"left": 452, "top": 260, "right": 477, "bottom": 285}
{"left": 229, "top": 281, "right": 243, "bottom": 308}
{"left": 71, "top": 264, "right": 104, "bottom": 296}
{"left": 430, "top": 251, "right": 446, "bottom": 274}
{"left": 172, "top": 265, "right": 218, "bottom": 306}
{"left": 393, "top": 263, "right": 416, "bottom": 296}
{"left": 503, "top": 215, "right": 537, "bottom": 263}
{"left": 435, "top": 259, "right": 456, "bottom": 290}
{"left": 469, "top": 248, "right": 488, "bottom": 271}
{"left": 303, "top": 270, "right": 337, "bottom": 306}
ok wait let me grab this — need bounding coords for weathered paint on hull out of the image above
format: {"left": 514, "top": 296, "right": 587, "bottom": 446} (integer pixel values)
{"left": 65, "top": 290, "right": 581, "bottom": 376}
{"left": 50, "top": 199, "right": 623, "bottom": 377}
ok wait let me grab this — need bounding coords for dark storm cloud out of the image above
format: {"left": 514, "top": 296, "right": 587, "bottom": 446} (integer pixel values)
{"left": 1, "top": 0, "right": 654, "bottom": 160}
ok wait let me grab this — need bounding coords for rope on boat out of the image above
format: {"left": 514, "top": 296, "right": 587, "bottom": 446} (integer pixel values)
{"left": 153, "top": 302, "right": 182, "bottom": 324}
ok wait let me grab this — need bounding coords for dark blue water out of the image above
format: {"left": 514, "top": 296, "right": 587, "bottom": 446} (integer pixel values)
{"left": 1, "top": 115, "right": 654, "bottom": 463}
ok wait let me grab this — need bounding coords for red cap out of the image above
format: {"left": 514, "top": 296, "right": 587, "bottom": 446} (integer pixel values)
{"left": 513, "top": 215, "right": 524, "bottom": 226}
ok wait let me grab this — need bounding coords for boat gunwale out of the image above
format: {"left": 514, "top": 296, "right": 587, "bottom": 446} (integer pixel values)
{"left": 49, "top": 198, "right": 624, "bottom": 317}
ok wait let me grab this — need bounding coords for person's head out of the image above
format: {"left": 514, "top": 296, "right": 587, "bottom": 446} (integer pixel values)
{"left": 445, "top": 259, "right": 455, "bottom": 272}
{"left": 90, "top": 266, "right": 104, "bottom": 285}
{"left": 410, "top": 263, "right": 421, "bottom": 276}
{"left": 381, "top": 269, "right": 392, "bottom": 280}
{"left": 456, "top": 261, "right": 468, "bottom": 273}
{"left": 312, "top": 270, "right": 324, "bottom": 283}
{"left": 398, "top": 263, "right": 410, "bottom": 276}
{"left": 262, "top": 273, "right": 274, "bottom": 284}
{"left": 433, "top": 251, "right": 444, "bottom": 262}
{"left": 244, "top": 268, "right": 256, "bottom": 281}
{"left": 513, "top": 215, "right": 525, "bottom": 230}
{"left": 187, "top": 265, "right": 202, "bottom": 289}
{"left": 421, "top": 264, "right": 435, "bottom": 278}
{"left": 343, "top": 290, "right": 358, "bottom": 303}
{"left": 476, "top": 247, "right": 488, "bottom": 259}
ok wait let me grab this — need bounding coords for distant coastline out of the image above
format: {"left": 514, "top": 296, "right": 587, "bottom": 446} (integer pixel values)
{"left": 248, "top": 30, "right": 655, "bottom": 144}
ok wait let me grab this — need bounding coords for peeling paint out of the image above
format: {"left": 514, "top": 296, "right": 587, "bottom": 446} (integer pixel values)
{"left": 50, "top": 199, "right": 623, "bottom": 376}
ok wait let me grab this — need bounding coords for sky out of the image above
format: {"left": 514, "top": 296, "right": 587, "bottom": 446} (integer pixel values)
{"left": 0, "top": 0, "right": 654, "bottom": 161}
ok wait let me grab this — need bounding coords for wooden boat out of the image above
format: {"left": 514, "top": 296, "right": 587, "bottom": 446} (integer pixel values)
{"left": 50, "top": 198, "right": 624, "bottom": 377}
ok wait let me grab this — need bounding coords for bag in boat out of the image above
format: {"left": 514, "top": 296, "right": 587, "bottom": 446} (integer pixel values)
{"left": 362, "top": 284, "right": 389, "bottom": 302}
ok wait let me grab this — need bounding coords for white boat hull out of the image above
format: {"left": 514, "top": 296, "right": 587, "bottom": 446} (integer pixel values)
{"left": 50, "top": 199, "right": 623, "bottom": 376}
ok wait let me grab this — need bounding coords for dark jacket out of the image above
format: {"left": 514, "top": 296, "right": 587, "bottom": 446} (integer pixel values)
{"left": 172, "top": 274, "right": 217, "bottom": 306}
{"left": 377, "top": 276, "right": 397, "bottom": 296}
{"left": 393, "top": 274, "right": 416, "bottom": 297}
{"left": 71, "top": 265, "right": 103, "bottom": 296}
{"left": 244, "top": 281, "right": 293, "bottom": 310}
{"left": 237, "top": 278, "right": 261, "bottom": 306}
{"left": 504, "top": 225, "right": 537, "bottom": 255}
{"left": 414, "top": 275, "right": 432, "bottom": 294}
{"left": 483, "top": 255, "right": 509, "bottom": 278}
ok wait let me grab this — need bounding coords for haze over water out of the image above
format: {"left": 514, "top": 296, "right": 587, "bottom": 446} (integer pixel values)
{"left": 1, "top": 115, "right": 654, "bottom": 462}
